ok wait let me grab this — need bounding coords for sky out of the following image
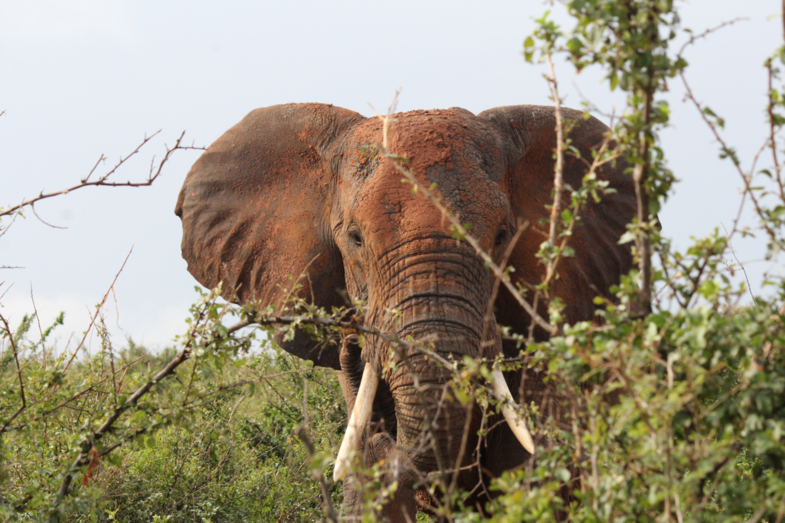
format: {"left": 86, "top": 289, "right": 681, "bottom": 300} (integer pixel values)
{"left": 1, "top": 0, "right": 783, "bottom": 352}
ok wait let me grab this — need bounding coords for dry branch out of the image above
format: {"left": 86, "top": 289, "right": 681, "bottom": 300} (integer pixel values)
{"left": 0, "top": 131, "right": 204, "bottom": 237}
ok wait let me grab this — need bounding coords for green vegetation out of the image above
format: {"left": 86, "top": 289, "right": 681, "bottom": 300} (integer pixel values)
{"left": 0, "top": 314, "right": 347, "bottom": 522}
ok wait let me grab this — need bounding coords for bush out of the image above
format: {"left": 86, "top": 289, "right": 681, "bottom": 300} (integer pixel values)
{"left": 0, "top": 320, "right": 347, "bottom": 522}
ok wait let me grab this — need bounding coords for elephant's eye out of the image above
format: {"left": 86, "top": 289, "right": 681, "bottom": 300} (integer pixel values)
{"left": 495, "top": 229, "right": 508, "bottom": 246}
{"left": 349, "top": 230, "right": 363, "bottom": 247}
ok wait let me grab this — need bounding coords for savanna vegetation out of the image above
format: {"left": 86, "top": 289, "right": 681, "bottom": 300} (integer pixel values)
{"left": 3, "top": 1, "right": 785, "bottom": 521}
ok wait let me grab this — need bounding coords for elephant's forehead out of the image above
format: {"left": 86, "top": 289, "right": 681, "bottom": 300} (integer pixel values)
{"left": 348, "top": 109, "right": 503, "bottom": 179}
{"left": 342, "top": 109, "right": 509, "bottom": 239}
{"left": 349, "top": 159, "right": 509, "bottom": 245}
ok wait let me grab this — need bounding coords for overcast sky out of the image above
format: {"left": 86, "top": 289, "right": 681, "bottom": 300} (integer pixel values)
{"left": 1, "top": 0, "right": 782, "bottom": 351}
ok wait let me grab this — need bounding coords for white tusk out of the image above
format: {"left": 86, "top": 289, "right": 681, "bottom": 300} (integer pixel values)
{"left": 491, "top": 368, "right": 535, "bottom": 455}
{"left": 334, "top": 362, "right": 380, "bottom": 481}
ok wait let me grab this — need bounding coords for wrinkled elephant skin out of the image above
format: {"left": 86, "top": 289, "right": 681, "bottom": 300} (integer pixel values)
{"left": 175, "top": 103, "right": 636, "bottom": 520}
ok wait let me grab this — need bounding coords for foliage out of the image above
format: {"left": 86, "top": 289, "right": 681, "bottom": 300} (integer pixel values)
{"left": 465, "top": 1, "right": 785, "bottom": 521}
{"left": 0, "top": 300, "right": 346, "bottom": 522}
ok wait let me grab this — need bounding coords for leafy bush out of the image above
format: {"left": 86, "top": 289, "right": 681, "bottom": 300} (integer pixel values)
{"left": 0, "top": 316, "right": 346, "bottom": 522}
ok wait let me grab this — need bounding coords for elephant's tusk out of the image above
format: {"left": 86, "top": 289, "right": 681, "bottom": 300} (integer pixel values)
{"left": 334, "top": 362, "right": 380, "bottom": 482}
{"left": 491, "top": 368, "right": 535, "bottom": 455}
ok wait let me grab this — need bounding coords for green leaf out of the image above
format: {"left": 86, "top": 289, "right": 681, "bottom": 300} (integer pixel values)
{"left": 566, "top": 37, "right": 582, "bottom": 55}
{"left": 555, "top": 468, "right": 571, "bottom": 482}
{"left": 618, "top": 230, "right": 636, "bottom": 244}
{"left": 609, "top": 73, "right": 618, "bottom": 91}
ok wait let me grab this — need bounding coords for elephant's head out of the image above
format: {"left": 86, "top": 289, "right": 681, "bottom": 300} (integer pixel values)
{"left": 175, "top": 103, "right": 635, "bottom": 513}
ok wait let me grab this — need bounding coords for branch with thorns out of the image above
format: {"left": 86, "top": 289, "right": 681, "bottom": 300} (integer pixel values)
{"left": 0, "top": 131, "right": 204, "bottom": 237}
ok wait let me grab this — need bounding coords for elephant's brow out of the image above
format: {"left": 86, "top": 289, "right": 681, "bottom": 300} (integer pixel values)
{"left": 376, "top": 233, "right": 457, "bottom": 259}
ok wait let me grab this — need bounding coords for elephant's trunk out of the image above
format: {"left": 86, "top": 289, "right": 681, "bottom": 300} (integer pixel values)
{"left": 376, "top": 250, "right": 493, "bottom": 475}
{"left": 386, "top": 317, "right": 481, "bottom": 474}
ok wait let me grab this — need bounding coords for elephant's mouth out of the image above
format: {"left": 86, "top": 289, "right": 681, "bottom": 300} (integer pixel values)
{"left": 332, "top": 345, "right": 534, "bottom": 481}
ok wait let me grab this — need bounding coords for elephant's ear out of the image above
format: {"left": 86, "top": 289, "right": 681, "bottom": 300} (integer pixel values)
{"left": 480, "top": 105, "right": 636, "bottom": 335}
{"left": 175, "top": 103, "right": 364, "bottom": 368}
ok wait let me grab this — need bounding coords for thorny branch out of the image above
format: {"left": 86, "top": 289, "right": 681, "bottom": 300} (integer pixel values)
{"left": 632, "top": 80, "right": 654, "bottom": 315}
{"left": 295, "top": 423, "right": 338, "bottom": 523}
{"left": 482, "top": 221, "right": 529, "bottom": 347}
{"left": 675, "top": 18, "right": 757, "bottom": 242}
{"left": 767, "top": 57, "right": 785, "bottom": 203}
{"left": 61, "top": 248, "right": 134, "bottom": 375}
{"left": 0, "top": 313, "right": 27, "bottom": 432}
{"left": 679, "top": 71, "right": 780, "bottom": 246}
{"left": 0, "top": 131, "right": 204, "bottom": 236}
{"left": 675, "top": 18, "right": 747, "bottom": 59}
{"left": 527, "top": 51, "right": 616, "bottom": 338}
{"left": 544, "top": 53, "right": 566, "bottom": 289}
{"left": 525, "top": 50, "right": 620, "bottom": 338}
{"left": 230, "top": 313, "right": 456, "bottom": 370}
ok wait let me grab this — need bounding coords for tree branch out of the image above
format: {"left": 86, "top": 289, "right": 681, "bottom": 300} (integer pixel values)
{"left": 295, "top": 423, "right": 338, "bottom": 523}
{"left": 0, "top": 313, "right": 27, "bottom": 432}
{"left": 0, "top": 131, "right": 204, "bottom": 223}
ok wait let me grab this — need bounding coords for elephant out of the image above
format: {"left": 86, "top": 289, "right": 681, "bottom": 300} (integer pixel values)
{"left": 174, "top": 103, "right": 635, "bottom": 520}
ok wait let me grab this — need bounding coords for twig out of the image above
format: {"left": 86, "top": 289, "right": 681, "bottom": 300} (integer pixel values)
{"left": 721, "top": 223, "right": 756, "bottom": 304}
{"left": 747, "top": 506, "right": 767, "bottom": 523}
{"left": 445, "top": 398, "right": 475, "bottom": 505}
{"left": 766, "top": 58, "right": 785, "bottom": 202}
{"left": 545, "top": 53, "right": 565, "bottom": 287}
{"left": 61, "top": 247, "right": 134, "bottom": 374}
{"left": 0, "top": 131, "right": 204, "bottom": 221}
{"left": 0, "top": 313, "right": 27, "bottom": 432}
{"left": 680, "top": 70, "right": 780, "bottom": 244}
{"left": 0, "top": 203, "right": 23, "bottom": 239}
{"left": 481, "top": 221, "right": 529, "bottom": 347}
{"left": 30, "top": 202, "right": 66, "bottom": 229}
{"left": 100, "top": 316, "right": 119, "bottom": 404}
{"left": 181, "top": 351, "right": 199, "bottom": 406}
{"left": 232, "top": 313, "right": 455, "bottom": 370}
{"left": 368, "top": 88, "right": 402, "bottom": 150}
{"left": 29, "top": 285, "right": 46, "bottom": 356}
{"left": 675, "top": 18, "right": 747, "bottom": 60}
{"left": 295, "top": 423, "right": 338, "bottom": 523}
